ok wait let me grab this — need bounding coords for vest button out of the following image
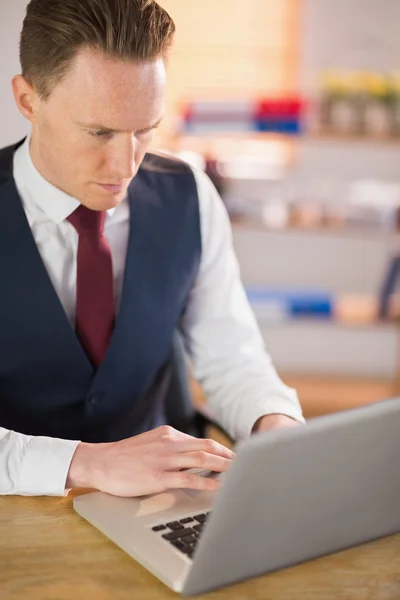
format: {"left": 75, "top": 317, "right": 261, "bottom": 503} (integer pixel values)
{"left": 88, "top": 393, "right": 101, "bottom": 405}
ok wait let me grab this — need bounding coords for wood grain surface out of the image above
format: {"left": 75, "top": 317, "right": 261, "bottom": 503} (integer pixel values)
{"left": 1, "top": 490, "right": 400, "bottom": 599}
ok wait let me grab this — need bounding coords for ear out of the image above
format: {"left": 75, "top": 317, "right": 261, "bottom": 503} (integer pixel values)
{"left": 12, "top": 75, "right": 40, "bottom": 124}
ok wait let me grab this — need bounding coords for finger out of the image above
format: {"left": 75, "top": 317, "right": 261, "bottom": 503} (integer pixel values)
{"left": 163, "top": 471, "right": 222, "bottom": 492}
{"left": 167, "top": 451, "right": 233, "bottom": 473}
{"left": 172, "top": 438, "right": 235, "bottom": 460}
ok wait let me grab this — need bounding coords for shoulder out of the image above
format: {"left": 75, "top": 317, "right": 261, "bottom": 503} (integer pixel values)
{"left": 140, "top": 150, "right": 195, "bottom": 176}
{"left": 141, "top": 149, "right": 217, "bottom": 199}
{"left": 137, "top": 150, "right": 226, "bottom": 230}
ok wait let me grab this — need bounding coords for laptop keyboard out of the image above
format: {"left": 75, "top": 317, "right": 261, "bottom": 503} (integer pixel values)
{"left": 151, "top": 512, "right": 211, "bottom": 559}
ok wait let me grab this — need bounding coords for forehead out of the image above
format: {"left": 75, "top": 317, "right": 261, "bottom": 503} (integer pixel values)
{"left": 52, "top": 48, "right": 166, "bottom": 122}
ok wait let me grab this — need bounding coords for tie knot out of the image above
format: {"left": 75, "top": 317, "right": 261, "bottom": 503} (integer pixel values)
{"left": 67, "top": 204, "right": 106, "bottom": 236}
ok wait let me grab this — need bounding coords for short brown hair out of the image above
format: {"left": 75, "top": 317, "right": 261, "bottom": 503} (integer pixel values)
{"left": 20, "top": 0, "right": 175, "bottom": 100}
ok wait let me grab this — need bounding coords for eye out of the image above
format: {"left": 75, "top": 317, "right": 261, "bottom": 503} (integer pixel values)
{"left": 135, "top": 127, "right": 153, "bottom": 137}
{"left": 90, "top": 130, "right": 113, "bottom": 138}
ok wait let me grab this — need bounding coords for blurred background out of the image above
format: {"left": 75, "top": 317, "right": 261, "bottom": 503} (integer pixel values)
{"left": 1, "top": 0, "right": 400, "bottom": 420}
{"left": 157, "top": 0, "right": 400, "bottom": 419}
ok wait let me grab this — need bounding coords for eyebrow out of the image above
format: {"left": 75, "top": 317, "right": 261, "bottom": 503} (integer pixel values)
{"left": 76, "top": 116, "right": 164, "bottom": 133}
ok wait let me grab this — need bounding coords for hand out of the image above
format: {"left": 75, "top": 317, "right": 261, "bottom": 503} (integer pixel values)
{"left": 252, "top": 413, "right": 301, "bottom": 434}
{"left": 66, "top": 425, "right": 235, "bottom": 497}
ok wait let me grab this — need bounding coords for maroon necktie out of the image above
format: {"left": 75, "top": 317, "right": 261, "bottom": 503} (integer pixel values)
{"left": 67, "top": 205, "right": 115, "bottom": 367}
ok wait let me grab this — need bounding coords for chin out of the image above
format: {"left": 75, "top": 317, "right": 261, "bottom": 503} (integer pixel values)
{"left": 84, "top": 189, "right": 128, "bottom": 211}
{"left": 96, "top": 198, "right": 123, "bottom": 211}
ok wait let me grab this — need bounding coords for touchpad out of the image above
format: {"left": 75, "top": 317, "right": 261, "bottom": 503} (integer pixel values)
{"left": 135, "top": 489, "right": 198, "bottom": 518}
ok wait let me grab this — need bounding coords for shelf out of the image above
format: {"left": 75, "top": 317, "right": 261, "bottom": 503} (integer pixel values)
{"left": 231, "top": 218, "right": 395, "bottom": 241}
{"left": 190, "top": 374, "right": 397, "bottom": 425}
{"left": 304, "top": 132, "right": 400, "bottom": 146}
{"left": 280, "top": 374, "right": 397, "bottom": 418}
{"left": 253, "top": 315, "right": 398, "bottom": 329}
{"left": 161, "top": 130, "right": 400, "bottom": 146}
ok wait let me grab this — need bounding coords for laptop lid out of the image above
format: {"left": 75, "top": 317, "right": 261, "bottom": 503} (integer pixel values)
{"left": 183, "top": 396, "right": 400, "bottom": 595}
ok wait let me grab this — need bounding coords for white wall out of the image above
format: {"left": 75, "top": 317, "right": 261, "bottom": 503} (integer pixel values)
{"left": 295, "top": 0, "right": 400, "bottom": 183}
{"left": 0, "top": 0, "right": 30, "bottom": 147}
{"left": 299, "top": 0, "right": 400, "bottom": 92}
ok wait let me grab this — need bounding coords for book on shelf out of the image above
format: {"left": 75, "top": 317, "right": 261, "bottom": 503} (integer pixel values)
{"left": 246, "top": 285, "right": 400, "bottom": 324}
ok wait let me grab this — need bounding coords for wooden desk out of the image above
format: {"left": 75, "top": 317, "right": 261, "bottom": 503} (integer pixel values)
{"left": 1, "top": 491, "right": 400, "bottom": 600}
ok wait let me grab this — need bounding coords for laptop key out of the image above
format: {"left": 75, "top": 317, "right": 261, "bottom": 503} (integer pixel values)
{"left": 181, "top": 535, "right": 197, "bottom": 545}
{"left": 193, "top": 524, "right": 204, "bottom": 534}
{"left": 162, "top": 528, "right": 195, "bottom": 542}
{"left": 171, "top": 539, "right": 187, "bottom": 551}
{"left": 162, "top": 530, "right": 185, "bottom": 542}
{"left": 152, "top": 524, "right": 167, "bottom": 532}
{"left": 193, "top": 513, "right": 207, "bottom": 524}
{"left": 166, "top": 521, "right": 184, "bottom": 531}
{"left": 180, "top": 517, "right": 194, "bottom": 524}
{"left": 178, "top": 528, "right": 196, "bottom": 539}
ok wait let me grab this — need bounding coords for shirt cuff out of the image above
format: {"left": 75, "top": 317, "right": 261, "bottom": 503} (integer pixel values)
{"left": 239, "top": 397, "right": 306, "bottom": 441}
{"left": 18, "top": 436, "right": 80, "bottom": 496}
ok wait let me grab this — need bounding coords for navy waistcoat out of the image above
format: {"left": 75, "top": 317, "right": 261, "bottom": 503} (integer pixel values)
{"left": 0, "top": 140, "right": 201, "bottom": 442}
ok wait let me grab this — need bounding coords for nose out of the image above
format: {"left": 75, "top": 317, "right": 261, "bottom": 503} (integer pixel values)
{"left": 107, "top": 135, "right": 136, "bottom": 180}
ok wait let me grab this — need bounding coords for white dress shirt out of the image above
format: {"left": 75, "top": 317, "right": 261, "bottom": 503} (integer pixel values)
{"left": 0, "top": 135, "right": 304, "bottom": 496}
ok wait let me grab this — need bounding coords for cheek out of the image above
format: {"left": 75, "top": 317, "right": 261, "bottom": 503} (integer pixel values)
{"left": 72, "top": 140, "right": 105, "bottom": 177}
{"left": 46, "top": 131, "right": 84, "bottom": 171}
{"left": 42, "top": 140, "right": 73, "bottom": 181}
{"left": 62, "top": 148, "right": 91, "bottom": 181}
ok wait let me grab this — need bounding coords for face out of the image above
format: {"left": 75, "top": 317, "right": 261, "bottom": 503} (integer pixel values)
{"left": 12, "top": 49, "right": 166, "bottom": 210}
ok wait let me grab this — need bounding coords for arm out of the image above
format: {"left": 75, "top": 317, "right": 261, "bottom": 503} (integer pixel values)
{"left": 180, "top": 169, "right": 305, "bottom": 442}
{"left": 0, "top": 424, "right": 234, "bottom": 497}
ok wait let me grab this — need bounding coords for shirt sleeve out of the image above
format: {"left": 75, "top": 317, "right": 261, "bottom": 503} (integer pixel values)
{"left": 0, "top": 427, "right": 80, "bottom": 496}
{"left": 180, "top": 168, "right": 305, "bottom": 442}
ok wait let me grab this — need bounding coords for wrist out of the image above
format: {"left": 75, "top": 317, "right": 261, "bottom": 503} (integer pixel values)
{"left": 66, "top": 441, "right": 100, "bottom": 489}
{"left": 252, "top": 413, "right": 299, "bottom": 434}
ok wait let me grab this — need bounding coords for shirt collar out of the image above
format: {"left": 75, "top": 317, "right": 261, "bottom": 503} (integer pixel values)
{"left": 17, "top": 135, "right": 117, "bottom": 224}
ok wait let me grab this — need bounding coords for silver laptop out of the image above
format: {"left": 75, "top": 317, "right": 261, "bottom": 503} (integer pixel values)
{"left": 74, "top": 396, "right": 400, "bottom": 596}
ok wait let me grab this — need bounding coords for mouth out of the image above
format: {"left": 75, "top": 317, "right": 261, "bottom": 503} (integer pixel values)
{"left": 96, "top": 183, "right": 125, "bottom": 194}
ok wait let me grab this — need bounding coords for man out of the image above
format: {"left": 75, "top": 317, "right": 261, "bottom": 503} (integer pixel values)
{"left": 0, "top": 0, "right": 304, "bottom": 498}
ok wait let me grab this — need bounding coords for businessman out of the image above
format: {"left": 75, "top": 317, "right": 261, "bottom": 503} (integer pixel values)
{"left": 0, "top": 0, "right": 304, "bottom": 497}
